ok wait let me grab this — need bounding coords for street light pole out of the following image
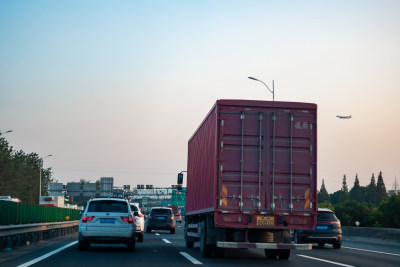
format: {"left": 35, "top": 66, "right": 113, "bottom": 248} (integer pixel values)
{"left": 39, "top": 154, "right": 52, "bottom": 204}
{"left": 248, "top": 77, "right": 275, "bottom": 101}
{"left": 0, "top": 130, "right": 13, "bottom": 135}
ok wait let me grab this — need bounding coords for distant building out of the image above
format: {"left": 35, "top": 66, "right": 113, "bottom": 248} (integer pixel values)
{"left": 100, "top": 177, "right": 113, "bottom": 197}
{"left": 49, "top": 182, "right": 63, "bottom": 196}
{"left": 67, "top": 182, "right": 81, "bottom": 197}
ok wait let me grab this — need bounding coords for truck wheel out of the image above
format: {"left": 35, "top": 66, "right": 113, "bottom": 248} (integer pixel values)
{"left": 278, "top": 249, "right": 290, "bottom": 260}
{"left": 265, "top": 249, "right": 278, "bottom": 259}
{"left": 213, "top": 247, "right": 225, "bottom": 258}
{"left": 200, "top": 221, "right": 212, "bottom": 257}
{"left": 294, "top": 231, "right": 302, "bottom": 244}
{"left": 186, "top": 240, "right": 194, "bottom": 248}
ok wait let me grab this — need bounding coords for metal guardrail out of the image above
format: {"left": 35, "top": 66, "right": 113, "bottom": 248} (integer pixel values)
{"left": 342, "top": 226, "right": 400, "bottom": 246}
{"left": 0, "top": 221, "right": 79, "bottom": 251}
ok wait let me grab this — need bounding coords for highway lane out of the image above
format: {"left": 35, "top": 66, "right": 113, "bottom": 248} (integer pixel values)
{"left": 1, "top": 224, "right": 399, "bottom": 266}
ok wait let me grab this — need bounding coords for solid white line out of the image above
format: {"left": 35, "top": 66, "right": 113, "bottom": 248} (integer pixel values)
{"left": 162, "top": 239, "right": 171, "bottom": 244}
{"left": 155, "top": 233, "right": 160, "bottom": 236}
{"left": 297, "top": 254, "right": 355, "bottom": 267}
{"left": 17, "top": 241, "right": 78, "bottom": 267}
{"left": 180, "top": 252, "right": 203, "bottom": 265}
{"left": 342, "top": 246, "right": 400, "bottom": 257}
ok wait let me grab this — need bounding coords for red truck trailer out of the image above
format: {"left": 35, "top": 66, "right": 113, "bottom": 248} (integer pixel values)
{"left": 183, "top": 99, "right": 317, "bottom": 259}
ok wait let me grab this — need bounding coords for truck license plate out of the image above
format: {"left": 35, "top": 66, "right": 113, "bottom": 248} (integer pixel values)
{"left": 256, "top": 216, "right": 275, "bottom": 226}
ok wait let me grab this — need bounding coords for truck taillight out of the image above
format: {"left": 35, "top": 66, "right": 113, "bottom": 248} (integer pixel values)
{"left": 121, "top": 216, "right": 134, "bottom": 223}
{"left": 82, "top": 216, "right": 95, "bottom": 223}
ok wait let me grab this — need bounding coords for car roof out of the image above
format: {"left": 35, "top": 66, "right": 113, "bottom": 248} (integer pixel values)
{"left": 151, "top": 207, "right": 172, "bottom": 210}
{"left": 89, "top": 197, "right": 128, "bottom": 202}
{"left": 318, "top": 208, "right": 334, "bottom": 213}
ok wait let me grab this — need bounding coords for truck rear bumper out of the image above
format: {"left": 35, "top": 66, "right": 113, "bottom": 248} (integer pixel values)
{"left": 217, "top": 241, "right": 312, "bottom": 250}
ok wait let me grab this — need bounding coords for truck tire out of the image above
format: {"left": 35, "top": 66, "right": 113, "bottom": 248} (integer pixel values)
{"left": 213, "top": 247, "right": 225, "bottom": 258}
{"left": 186, "top": 240, "right": 194, "bottom": 248}
{"left": 200, "top": 221, "right": 212, "bottom": 257}
{"left": 278, "top": 249, "right": 290, "bottom": 260}
{"left": 264, "top": 249, "right": 278, "bottom": 259}
{"left": 294, "top": 231, "right": 302, "bottom": 244}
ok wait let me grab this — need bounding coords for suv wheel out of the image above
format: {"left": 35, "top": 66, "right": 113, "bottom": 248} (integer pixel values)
{"left": 333, "top": 241, "right": 341, "bottom": 249}
{"left": 78, "top": 240, "right": 89, "bottom": 251}
{"left": 127, "top": 237, "right": 136, "bottom": 252}
{"left": 138, "top": 233, "right": 144, "bottom": 242}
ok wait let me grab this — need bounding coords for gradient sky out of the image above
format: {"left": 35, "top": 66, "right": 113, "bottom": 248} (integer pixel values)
{"left": 1, "top": 0, "right": 399, "bottom": 193}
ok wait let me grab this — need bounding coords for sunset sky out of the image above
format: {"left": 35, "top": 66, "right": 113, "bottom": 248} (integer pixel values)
{"left": 1, "top": 0, "right": 399, "bottom": 193}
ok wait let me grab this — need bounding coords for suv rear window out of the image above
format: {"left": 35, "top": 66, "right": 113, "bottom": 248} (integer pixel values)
{"left": 88, "top": 200, "right": 128, "bottom": 213}
{"left": 317, "top": 211, "right": 338, "bottom": 221}
{"left": 130, "top": 205, "right": 139, "bottom": 212}
{"left": 151, "top": 209, "right": 172, "bottom": 216}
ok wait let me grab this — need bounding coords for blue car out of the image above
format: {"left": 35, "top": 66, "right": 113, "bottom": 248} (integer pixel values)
{"left": 293, "top": 208, "right": 342, "bottom": 249}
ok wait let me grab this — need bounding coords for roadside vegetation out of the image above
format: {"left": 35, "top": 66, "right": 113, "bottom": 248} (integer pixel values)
{"left": 318, "top": 173, "right": 400, "bottom": 228}
{"left": 0, "top": 135, "right": 53, "bottom": 204}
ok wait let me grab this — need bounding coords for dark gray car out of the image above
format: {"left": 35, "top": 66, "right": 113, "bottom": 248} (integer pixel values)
{"left": 146, "top": 207, "right": 176, "bottom": 234}
{"left": 294, "top": 208, "right": 342, "bottom": 249}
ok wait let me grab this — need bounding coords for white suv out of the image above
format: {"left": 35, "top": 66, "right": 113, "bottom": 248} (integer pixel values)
{"left": 78, "top": 198, "right": 136, "bottom": 251}
{"left": 130, "top": 203, "right": 144, "bottom": 242}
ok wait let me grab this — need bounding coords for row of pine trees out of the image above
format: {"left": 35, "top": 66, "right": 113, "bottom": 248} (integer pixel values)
{"left": 317, "top": 172, "right": 400, "bottom": 228}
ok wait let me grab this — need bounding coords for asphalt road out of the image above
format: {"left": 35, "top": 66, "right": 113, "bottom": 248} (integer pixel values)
{"left": 1, "top": 224, "right": 399, "bottom": 266}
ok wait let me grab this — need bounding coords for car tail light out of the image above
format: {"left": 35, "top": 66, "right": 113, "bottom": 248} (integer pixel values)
{"left": 138, "top": 213, "right": 144, "bottom": 218}
{"left": 121, "top": 216, "right": 134, "bottom": 223}
{"left": 82, "top": 216, "right": 95, "bottom": 223}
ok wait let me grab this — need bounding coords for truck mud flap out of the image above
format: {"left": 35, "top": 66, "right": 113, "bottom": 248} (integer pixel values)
{"left": 217, "top": 241, "right": 312, "bottom": 250}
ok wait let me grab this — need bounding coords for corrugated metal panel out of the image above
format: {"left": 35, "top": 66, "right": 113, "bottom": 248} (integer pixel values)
{"left": 186, "top": 100, "right": 317, "bottom": 229}
{"left": 186, "top": 103, "right": 218, "bottom": 214}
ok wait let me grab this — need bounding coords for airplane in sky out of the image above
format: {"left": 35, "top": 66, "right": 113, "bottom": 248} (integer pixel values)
{"left": 336, "top": 115, "right": 352, "bottom": 119}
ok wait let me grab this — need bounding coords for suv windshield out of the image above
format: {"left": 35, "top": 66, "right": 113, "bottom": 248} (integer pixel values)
{"left": 151, "top": 209, "right": 172, "bottom": 216}
{"left": 88, "top": 200, "right": 128, "bottom": 213}
{"left": 317, "top": 211, "right": 338, "bottom": 221}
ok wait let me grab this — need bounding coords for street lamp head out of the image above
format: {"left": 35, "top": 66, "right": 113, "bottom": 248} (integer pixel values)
{"left": 46, "top": 154, "right": 52, "bottom": 158}
{"left": 248, "top": 77, "right": 258, "bottom": 81}
{"left": 1, "top": 130, "right": 13, "bottom": 134}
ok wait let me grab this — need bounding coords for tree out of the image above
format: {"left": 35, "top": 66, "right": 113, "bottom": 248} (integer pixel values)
{"left": 376, "top": 171, "right": 387, "bottom": 204}
{"left": 0, "top": 136, "right": 54, "bottom": 204}
{"left": 334, "top": 200, "right": 377, "bottom": 227}
{"left": 341, "top": 175, "right": 349, "bottom": 193}
{"left": 376, "top": 193, "right": 400, "bottom": 228}
{"left": 350, "top": 174, "right": 364, "bottom": 202}
{"left": 318, "top": 179, "right": 330, "bottom": 203}
{"left": 367, "top": 173, "right": 378, "bottom": 205}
